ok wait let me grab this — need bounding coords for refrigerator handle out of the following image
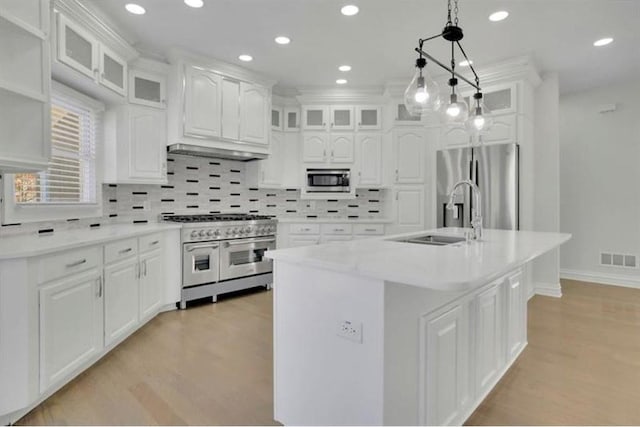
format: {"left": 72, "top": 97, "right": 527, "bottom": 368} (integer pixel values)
{"left": 474, "top": 159, "right": 479, "bottom": 186}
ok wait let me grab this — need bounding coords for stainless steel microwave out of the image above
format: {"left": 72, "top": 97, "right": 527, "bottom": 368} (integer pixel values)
{"left": 304, "top": 169, "right": 351, "bottom": 193}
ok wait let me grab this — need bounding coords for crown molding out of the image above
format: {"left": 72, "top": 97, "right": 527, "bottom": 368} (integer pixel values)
{"left": 53, "top": 0, "right": 139, "bottom": 61}
{"left": 167, "top": 48, "right": 278, "bottom": 88}
{"left": 272, "top": 95, "right": 300, "bottom": 107}
{"left": 296, "top": 87, "right": 386, "bottom": 104}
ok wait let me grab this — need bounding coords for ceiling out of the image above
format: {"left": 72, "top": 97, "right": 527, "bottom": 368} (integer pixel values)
{"left": 83, "top": 0, "right": 640, "bottom": 94}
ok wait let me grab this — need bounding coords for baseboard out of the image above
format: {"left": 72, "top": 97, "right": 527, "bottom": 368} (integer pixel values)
{"left": 560, "top": 269, "right": 640, "bottom": 289}
{"left": 533, "top": 281, "right": 562, "bottom": 298}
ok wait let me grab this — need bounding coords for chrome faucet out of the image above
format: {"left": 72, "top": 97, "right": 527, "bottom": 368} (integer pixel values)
{"left": 446, "top": 179, "right": 483, "bottom": 240}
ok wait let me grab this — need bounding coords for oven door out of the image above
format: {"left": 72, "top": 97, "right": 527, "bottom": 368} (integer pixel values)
{"left": 219, "top": 237, "right": 276, "bottom": 281}
{"left": 182, "top": 241, "right": 220, "bottom": 288}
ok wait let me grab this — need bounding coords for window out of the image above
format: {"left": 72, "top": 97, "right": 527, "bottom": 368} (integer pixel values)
{"left": 3, "top": 82, "right": 104, "bottom": 224}
{"left": 15, "top": 95, "right": 97, "bottom": 204}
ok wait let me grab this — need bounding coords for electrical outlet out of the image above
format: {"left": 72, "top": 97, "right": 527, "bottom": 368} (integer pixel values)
{"left": 337, "top": 320, "right": 363, "bottom": 343}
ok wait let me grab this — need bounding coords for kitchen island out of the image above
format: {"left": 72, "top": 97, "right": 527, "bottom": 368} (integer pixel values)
{"left": 266, "top": 228, "right": 570, "bottom": 426}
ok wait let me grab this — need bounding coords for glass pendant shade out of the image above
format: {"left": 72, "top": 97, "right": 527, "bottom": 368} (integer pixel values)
{"left": 442, "top": 93, "right": 469, "bottom": 124}
{"left": 404, "top": 68, "right": 440, "bottom": 117}
{"left": 466, "top": 95, "right": 493, "bottom": 133}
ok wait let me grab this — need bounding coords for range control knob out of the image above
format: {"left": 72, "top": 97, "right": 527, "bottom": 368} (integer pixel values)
{"left": 213, "top": 229, "right": 221, "bottom": 237}
{"left": 225, "top": 229, "right": 232, "bottom": 236}
{"left": 199, "top": 230, "right": 206, "bottom": 237}
{"left": 206, "top": 230, "right": 214, "bottom": 237}
{"left": 190, "top": 230, "right": 199, "bottom": 238}
{"left": 232, "top": 228, "right": 239, "bottom": 235}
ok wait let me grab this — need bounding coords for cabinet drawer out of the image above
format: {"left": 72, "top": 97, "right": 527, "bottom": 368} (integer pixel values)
{"left": 104, "top": 238, "right": 138, "bottom": 265}
{"left": 289, "top": 224, "right": 320, "bottom": 235}
{"left": 353, "top": 224, "right": 384, "bottom": 235}
{"left": 139, "top": 233, "right": 163, "bottom": 253}
{"left": 321, "top": 224, "right": 353, "bottom": 235}
{"left": 36, "top": 246, "right": 101, "bottom": 285}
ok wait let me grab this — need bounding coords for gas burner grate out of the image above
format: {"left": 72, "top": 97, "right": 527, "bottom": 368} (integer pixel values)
{"left": 162, "top": 213, "right": 273, "bottom": 223}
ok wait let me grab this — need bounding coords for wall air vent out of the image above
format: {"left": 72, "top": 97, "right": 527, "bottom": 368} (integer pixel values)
{"left": 600, "top": 252, "right": 637, "bottom": 269}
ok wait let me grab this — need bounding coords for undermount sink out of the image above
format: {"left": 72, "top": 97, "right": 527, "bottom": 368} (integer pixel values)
{"left": 390, "top": 234, "right": 466, "bottom": 246}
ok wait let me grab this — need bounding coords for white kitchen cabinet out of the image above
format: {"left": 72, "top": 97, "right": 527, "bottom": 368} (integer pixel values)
{"left": 356, "top": 106, "right": 382, "bottom": 130}
{"left": 139, "top": 248, "right": 163, "bottom": 321}
{"left": 478, "top": 114, "right": 517, "bottom": 145}
{"left": 475, "top": 281, "right": 505, "bottom": 399}
{"left": 393, "top": 128, "right": 425, "bottom": 184}
{"left": 256, "top": 131, "right": 284, "bottom": 187}
{"left": 356, "top": 133, "right": 383, "bottom": 187}
{"left": 184, "top": 66, "right": 221, "bottom": 138}
{"left": 98, "top": 44, "right": 127, "bottom": 96}
{"left": 463, "top": 82, "right": 517, "bottom": 116}
{"left": 302, "top": 132, "right": 329, "bottom": 163}
{"left": 288, "top": 236, "right": 320, "bottom": 248}
{"left": 57, "top": 14, "right": 97, "bottom": 81}
{"left": 104, "top": 105, "right": 167, "bottom": 184}
{"left": 394, "top": 186, "right": 424, "bottom": 230}
{"left": 284, "top": 107, "right": 300, "bottom": 132}
{"left": 104, "top": 258, "right": 139, "bottom": 347}
{"left": 221, "top": 78, "right": 240, "bottom": 140}
{"left": 0, "top": 0, "right": 50, "bottom": 37}
{"left": 246, "top": 131, "right": 300, "bottom": 189}
{"left": 506, "top": 270, "right": 526, "bottom": 361}
{"left": 280, "top": 222, "right": 386, "bottom": 249}
{"left": 302, "top": 106, "right": 329, "bottom": 131}
{"left": 129, "top": 69, "right": 166, "bottom": 109}
{"left": 272, "top": 106, "right": 283, "bottom": 131}
{"left": 39, "top": 268, "right": 103, "bottom": 392}
{"left": 330, "top": 106, "right": 354, "bottom": 130}
{"left": 329, "top": 133, "right": 354, "bottom": 163}
{"left": 421, "top": 303, "right": 470, "bottom": 426}
{"left": 240, "top": 81, "right": 269, "bottom": 145}
{"left": 319, "top": 235, "right": 353, "bottom": 244}
{"left": 442, "top": 125, "right": 471, "bottom": 147}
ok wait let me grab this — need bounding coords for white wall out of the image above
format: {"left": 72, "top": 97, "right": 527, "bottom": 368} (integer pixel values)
{"left": 559, "top": 81, "right": 640, "bottom": 287}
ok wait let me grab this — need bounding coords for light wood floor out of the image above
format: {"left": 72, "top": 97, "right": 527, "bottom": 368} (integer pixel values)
{"left": 18, "top": 280, "right": 640, "bottom": 425}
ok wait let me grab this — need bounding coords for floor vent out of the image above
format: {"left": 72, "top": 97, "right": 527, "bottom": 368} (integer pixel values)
{"left": 600, "top": 252, "right": 637, "bottom": 268}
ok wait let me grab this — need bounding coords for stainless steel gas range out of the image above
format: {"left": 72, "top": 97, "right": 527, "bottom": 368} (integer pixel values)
{"left": 161, "top": 213, "right": 277, "bottom": 309}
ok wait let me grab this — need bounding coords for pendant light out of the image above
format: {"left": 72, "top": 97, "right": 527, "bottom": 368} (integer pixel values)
{"left": 405, "top": 0, "right": 491, "bottom": 131}
{"left": 403, "top": 57, "right": 441, "bottom": 116}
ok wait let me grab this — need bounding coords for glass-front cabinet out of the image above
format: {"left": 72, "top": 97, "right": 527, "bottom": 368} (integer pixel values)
{"left": 57, "top": 14, "right": 97, "bottom": 80}
{"left": 129, "top": 69, "right": 165, "bottom": 108}
{"left": 302, "top": 106, "right": 329, "bottom": 130}
{"left": 271, "top": 107, "right": 283, "bottom": 131}
{"left": 284, "top": 107, "right": 300, "bottom": 131}
{"left": 463, "top": 82, "right": 517, "bottom": 116}
{"left": 330, "top": 106, "right": 354, "bottom": 130}
{"left": 99, "top": 45, "right": 127, "bottom": 96}
{"left": 356, "top": 106, "right": 382, "bottom": 130}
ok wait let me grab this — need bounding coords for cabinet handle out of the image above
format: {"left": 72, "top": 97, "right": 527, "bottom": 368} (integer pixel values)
{"left": 334, "top": 228, "right": 344, "bottom": 232}
{"left": 66, "top": 259, "right": 87, "bottom": 268}
{"left": 161, "top": 99, "right": 166, "bottom": 104}
{"left": 136, "top": 263, "right": 140, "bottom": 279}
{"left": 395, "top": 169, "right": 399, "bottom": 182}
{"left": 323, "top": 149, "right": 327, "bottom": 159}
{"left": 96, "top": 277, "right": 103, "bottom": 298}
{"left": 358, "top": 122, "right": 362, "bottom": 127}
{"left": 322, "top": 122, "right": 326, "bottom": 127}
{"left": 262, "top": 171, "right": 265, "bottom": 182}
{"left": 395, "top": 191, "right": 399, "bottom": 201}
{"left": 365, "top": 228, "right": 377, "bottom": 232}
{"left": 143, "top": 260, "right": 147, "bottom": 277}
{"left": 150, "top": 240, "right": 160, "bottom": 246}
{"left": 331, "top": 150, "right": 335, "bottom": 158}
{"left": 119, "top": 247, "right": 133, "bottom": 255}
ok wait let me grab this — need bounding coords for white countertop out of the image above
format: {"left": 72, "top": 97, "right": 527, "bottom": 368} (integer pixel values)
{"left": 277, "top": 217, "right": 393, "bottom": 224}
{"left": 266, "top": 228, "right": 571, "bottom": 291}
{"left": 0, "top": 223, "right": 182, "bottom": 260}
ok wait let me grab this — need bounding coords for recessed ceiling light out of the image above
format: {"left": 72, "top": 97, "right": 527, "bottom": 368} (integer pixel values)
{"left": 593, "top": 37, "right": 613, "bottom": 47}
{"left": 275, "top": 36, "right": 291, "bottom": 45}
{"left": 336, "top": 79, "right": 348, "bottom": 85}
{"left": 238, "top": 54, "right": 253, "bottom": 62}
{"left": 338, "top": 65, "right": 352, "bottom": 72}
{"left": 184, "top": 0, "right": 204, "bottom": 8}
{"left": 125, "top": 3, "right": 146, "bottom": 15}
{"left": 459, "top": 60, "right": 473, "bottom": 67}
{"left": 341, "top": 5, "right": 359, "bottom": 16}
{"left": 488, "top": 10, "right": 509, "bottom": 22}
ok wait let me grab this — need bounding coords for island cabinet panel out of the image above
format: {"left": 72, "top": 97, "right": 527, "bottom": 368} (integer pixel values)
{"left": 104, "top": 258, "right": 140, "bottom": 347}
{"left": 39, "top": 268, "right": 104, "bottom": 393}
{"left": 421, "top": 302, "right": 471, "bottom": 426}
{"left": 506, "top": 270, "right": 526, "bottom": 361}
{"left": 474, "top": 281, "right": 506, "bottom": 399}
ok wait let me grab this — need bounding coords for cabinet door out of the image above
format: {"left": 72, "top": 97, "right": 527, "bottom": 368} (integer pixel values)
{"left": 475, "top": 282, "right": 505, "bottom": 398}
{"left": 99, "top": 45, "right": 127, "bottom": 96}
{"left": 479, "top": 114, "right": 517, "bottom": 145}
{"left": 40, "top": 270, "right": 103, "bottom": 392}
{"left": 506, "top": 270, "right": 526, "bottom": 361}
{"left": 394, "top": 129, "right": 425, "bottom": 183}
{"left": 442, "top": 125, "right": 471, "bottom": 147}
{"left": 57, "top": 14, "right": 98, "bottom": 80}
{"left": 240, "top": 82, "right": 268, "bottom": 145}
{"left": 221, "top": 78, "right": 240, "bottom": 140}
{"left": 395, "top": 187, "right": 424, "bottom": 230}
{"left": 288, "top": 236, "right": 320, "bottom": 248}
{"left": 271, "top": 107, "right": 283, "bottom": 131}
{"left": 356, "top": 106, "right": 382, "bottom": 130}
{"left": 284, "top": 107, "right": 300, "bottom": 132}
{"left": 302, "top": 106, "right": 328, "bottom": 131}
{"left": 139, "top": 249, "right": 163, "bottom": 321}
{"left": 330, "top": 106, "right": 354, "bottom": 130}
{"left": 329, "top": 133, "right": 354, "bottom": 164}
{"left": 128, "top": 106, "right": 167, "bottom": 181}
{"left": 129, "top": 69, "right": 166, "bottom": 109}
{"left": 184, "top": 66, "right": 221, "bottom": 138}
{"left": 261, "top": 131, "right": 284, "bottom": 186}
{"left": 302, "top": 132, "right": 328, "bottom": 163}
{"left": 0, "top": 0, "right": 50, "bottom": 36}
{"left": 421, "top": 303, "right": 470, "bottom": 426}
{"left": 104, "top": 259, "right": 139, "bottom": 347}
{"left": 356, "top": 133, "right": 382, "bottom": 187}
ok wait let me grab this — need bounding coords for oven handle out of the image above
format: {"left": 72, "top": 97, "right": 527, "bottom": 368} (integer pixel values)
{"left": 186, "top": 244, "right": 219, "bottom": 252}
{"left": 224, "top": 238, "right": 276, "bottom": 247}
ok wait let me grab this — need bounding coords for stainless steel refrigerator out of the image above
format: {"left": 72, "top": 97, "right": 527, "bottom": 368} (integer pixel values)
{"left": 436, "top": 143, "right": 519, "bottom": 230}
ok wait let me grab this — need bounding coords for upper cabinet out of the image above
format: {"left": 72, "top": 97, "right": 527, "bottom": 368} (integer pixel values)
{"left": 129, "top": 69, "right": 166, "bottom": 109}
{"left": 271, "top": 106, "right": 283, "bottom": 131}
{"left": 284, "top": 107, "right": 300, "bottom": 132}
{"left": 0, "top": 0, "right": 51, "bottom": 172}
{"left": 463, "top": 82, "right": 517, "bottom": 116}
{"left": 356, "top": 106, "right": 382, "bottom": 130}
{"left": 302, "top": 106, "right": 329, "bottom": 131}
{"left": 181, "top": 64, "right": 270, "bottom": 147}
{"left": 330, "top": 106, "right": 354, "bottom": 130}
{"left": 393, "top": 128, "right": 425, "bottom": 184}
{"left": 56, "top": 14, "right": 128, "bottom": 97}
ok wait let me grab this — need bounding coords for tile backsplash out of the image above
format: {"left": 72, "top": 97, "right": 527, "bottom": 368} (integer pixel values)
{"left": 0, "top": 154, "right": 388, "bottom": 237}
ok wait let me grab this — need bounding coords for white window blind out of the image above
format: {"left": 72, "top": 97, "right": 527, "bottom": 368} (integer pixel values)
{"left": 15, "top": 93, "right": 98, "bottom": 205}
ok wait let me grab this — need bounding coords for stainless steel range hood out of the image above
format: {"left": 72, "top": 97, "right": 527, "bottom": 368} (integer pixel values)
{"left": 167, "top": 143, "right": 268, "bottom": 161}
